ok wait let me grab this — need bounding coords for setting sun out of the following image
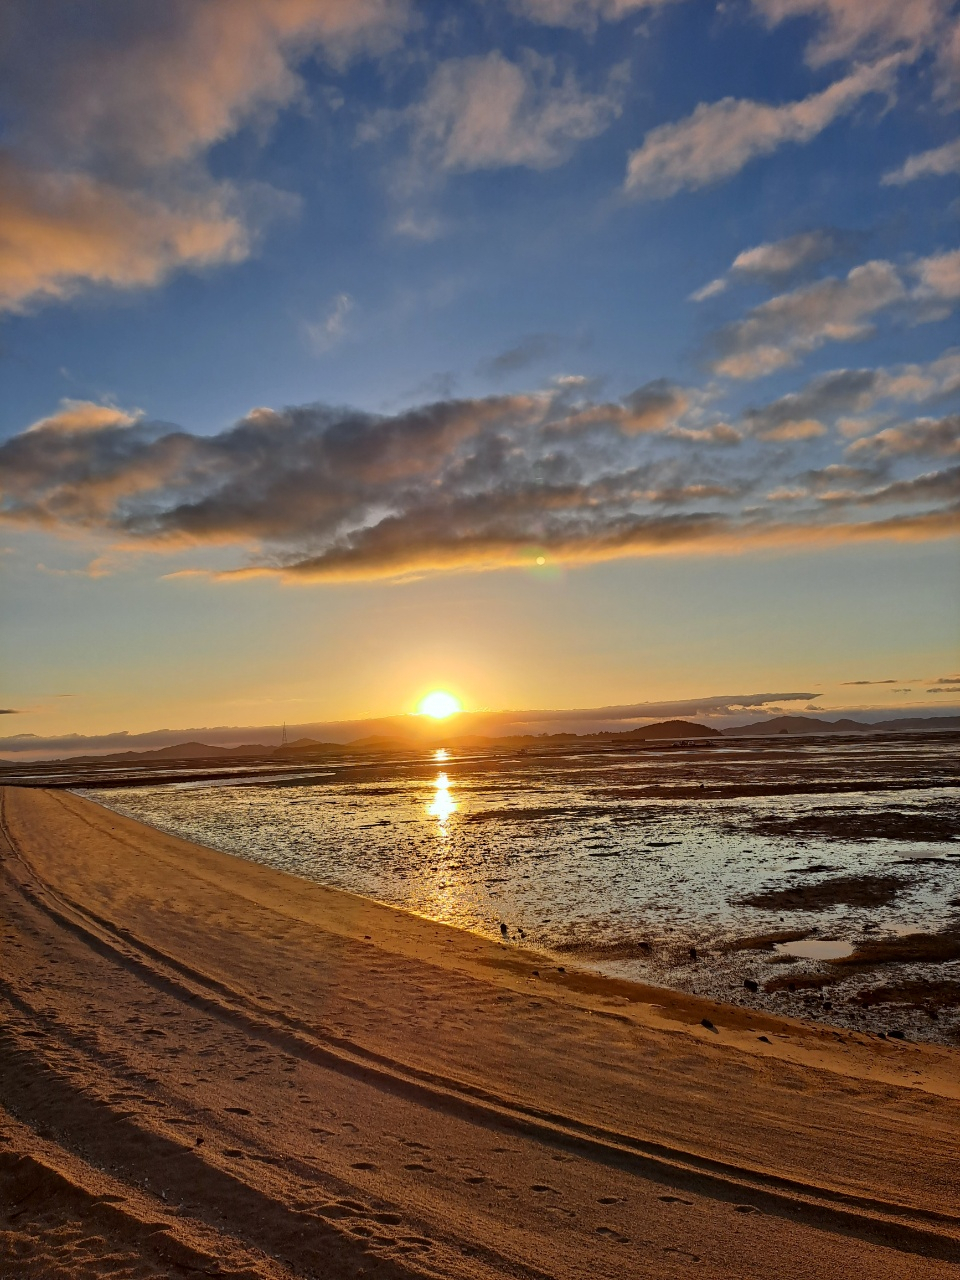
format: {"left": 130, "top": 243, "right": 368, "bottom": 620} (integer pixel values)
{"left": 418, "top": 690, "right": 462, "bottom": 719}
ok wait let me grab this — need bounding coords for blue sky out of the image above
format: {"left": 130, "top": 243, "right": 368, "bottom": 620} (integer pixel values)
{"left": 1, "top": 0, "right": 958, "bottom": 746}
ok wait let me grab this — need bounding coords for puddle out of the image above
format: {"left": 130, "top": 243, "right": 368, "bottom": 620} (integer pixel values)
{"left": 773, "top": 939, "right": 854, "bottom": 961}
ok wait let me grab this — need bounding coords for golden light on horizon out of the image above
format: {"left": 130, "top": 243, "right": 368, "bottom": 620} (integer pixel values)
{"left": 418, "top": 690, "right": 462, "bottom": 719}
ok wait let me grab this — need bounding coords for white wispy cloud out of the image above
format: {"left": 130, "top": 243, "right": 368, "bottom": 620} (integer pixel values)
{"left": 882, "top": 137, "right": 960, "bottom": 185}
{"left": 750, "top": 0, "right": 949, "bottom": 67}
{"left": 305, "top": 292, "right": 354, "bottom": 353}
{"left": 403, "top": 50, "right": 628, "bottom": 173}
{"left": 690, "top": 229, "right": 858, "bottom": 301}
{"left": 712, "top": 259, "right": 906, "bottom": 379}
{"left": 625, "top": 57, "right": 900, "bottom": 199}
{"left": 509, "top": 0, "right": 674, "bottom": 28}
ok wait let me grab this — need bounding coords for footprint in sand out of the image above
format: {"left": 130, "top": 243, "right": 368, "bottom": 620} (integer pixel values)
{"left": 595, "top": 1226, "right": 629, "bottom": 1243}
{"left": 224, "top": 1106, "right": 251, "bottom": 1115}
{"left": 658, "top": 1195, "right": 692, "bottom": 1205}
{"left": 403, "top": 1162, "right": 433, "bottom": 1172}
{"left": 531, "top": 1185, "right": 558, "bottom": 1194}
{"left": 597, "top": 1196, "right": 622, "bottom": 1205}
{"left": 351, "top": 1161, "right": 378, "bottom": 1171}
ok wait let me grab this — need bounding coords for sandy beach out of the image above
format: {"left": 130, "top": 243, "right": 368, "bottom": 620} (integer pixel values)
{"left": 2, "top": 786, "right": 960, "bottom": 1279}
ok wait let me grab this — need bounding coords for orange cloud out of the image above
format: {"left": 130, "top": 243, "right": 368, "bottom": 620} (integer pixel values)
{"left": 26, "top": 400, "right": 141, "bottom": 434}
{"left": 0, "top": 0, "right": 410, "bottom": 311}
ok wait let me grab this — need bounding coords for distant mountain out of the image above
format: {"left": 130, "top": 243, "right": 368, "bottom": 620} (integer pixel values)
{"left": 725, "top": 714, "right": 960, "bottom": 737}
{"left": 615, "top": 719, "right": 721, "bottom": 739}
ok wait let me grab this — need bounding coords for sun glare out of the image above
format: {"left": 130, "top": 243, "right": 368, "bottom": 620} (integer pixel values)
{"left": 418, "top": 690, "right": 462, "bottom": 719}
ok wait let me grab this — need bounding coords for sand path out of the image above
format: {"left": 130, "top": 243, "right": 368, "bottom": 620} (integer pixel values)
{"left": 2, "top": 786, "right": 959, "bottom": 1279}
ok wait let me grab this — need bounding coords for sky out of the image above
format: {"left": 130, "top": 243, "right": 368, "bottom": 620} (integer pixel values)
{"left": 1, "top": 0, "right": 959, "bottom": 752}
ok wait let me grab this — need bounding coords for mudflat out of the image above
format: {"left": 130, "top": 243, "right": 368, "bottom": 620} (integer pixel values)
{"left": 2, "top": 786, "right": 960, "bottom": 1280}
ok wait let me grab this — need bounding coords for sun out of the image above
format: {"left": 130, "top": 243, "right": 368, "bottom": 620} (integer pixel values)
{"left": 418, "top": 690, "right": 462, "bottom": 719}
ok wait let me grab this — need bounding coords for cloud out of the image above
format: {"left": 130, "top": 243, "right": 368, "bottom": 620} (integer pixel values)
{"left": 712, "top": 260, "right": 906, "bottom": 378}
{"left": 305, "top": 292, "right": 353, "bottom": 353}
{"left": 478, "top": 334, "right": 562, "bottom": 378}
{"left": 0, "top": 154, "right": 249, "bottom": 313}
{"left": 749, "top": 350, "right": 960, "bottom": 440}
{"left": 624, "top": 57, "right": 900, "bottom": 199}
{"left": 509, "top": 0, "right": 672, "bottom": 29}
{"left": 665, "top": 423, "right": 744, "bottom": 446}
{"left": 883, "top": 137, "right": 960, "bottom": 185}
{"left": 841, "top": 679, "right": 898, "bottom": 685}
{"left": 497, "top": 691, "right": 819, "bottom": 721}
{"left": 846, "top": 414, "right": 960, "bottom": 460}
{"left": 402, "top": 51, "right": 627, "bottom": 173}
{"left": 750, "top": 0, "right": 949, "bottom": 68}
{"left": 742, "top": 368, "right": 879, "bottom": 437}
{"left": 0, "top": 709, "right": 20, "bottom": 715}
{"left": 0, "top": 0, "right": 410, "bottom": 312}
{"left": 690, "top": 277, "right": 729, "bottom": 303}
{"left": 557, "top": 380, "right": 692, "bottom": 435}
{"left": 2, "top": 383, "right": 958, "bottom": 583}
{"left": 25, "top": 400, "right": 143, "bottom": 435}
{"left": 804, "top": 462, "right": 881, "bottom": 488}
{"left": 912, "top": 249, "right": 960, "bottom": 305}
{"left": 692, "top": 229, "right": 862, "bottom": 302}
{"left": 822, "top": 464, "right": 960, "bottom": 506}
{"left": 735, "top": 349, "right": 960, "bottom": 435}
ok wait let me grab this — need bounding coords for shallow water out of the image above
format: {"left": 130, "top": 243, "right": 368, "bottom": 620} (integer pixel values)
{"left": 79, "top": 732, "right": 960, "bottom": 1043}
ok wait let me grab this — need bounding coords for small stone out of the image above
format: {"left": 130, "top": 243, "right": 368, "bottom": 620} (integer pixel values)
{"left": 743, "top": 978, "right": 759, "bottom": 993}
{"left": 700, "top": 1018, "right": 716, "bottom": 1031}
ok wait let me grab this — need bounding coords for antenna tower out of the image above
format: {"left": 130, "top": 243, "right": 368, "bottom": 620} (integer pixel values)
{"left": 281, "top": 721, "right": 287, "bottom": 747}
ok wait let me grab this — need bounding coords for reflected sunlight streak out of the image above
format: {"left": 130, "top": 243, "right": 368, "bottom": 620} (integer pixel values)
{"left": 427, "top": 770, "right": 457, "bottom": 831}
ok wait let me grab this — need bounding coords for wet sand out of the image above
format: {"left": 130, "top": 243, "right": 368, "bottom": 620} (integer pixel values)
{"left": 3, "top": 786, "right": 960, "bottom": 1279}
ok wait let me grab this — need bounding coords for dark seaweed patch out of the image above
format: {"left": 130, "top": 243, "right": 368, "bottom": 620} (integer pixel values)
{"left": 733, "top": 805, "right": 959, "bottom": 843}
{"left": 737, "top": 874, "right": 906, "bottom": 912}
{"left": 829, "top": 929, "right": 960, "bottom": 967}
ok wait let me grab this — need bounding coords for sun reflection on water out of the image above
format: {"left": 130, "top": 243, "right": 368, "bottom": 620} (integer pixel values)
{"left": 427, "top": 770, "right": 457, "bottom": 831}
{"left": 434, "top": 748, "right": 448, "bottom": 761}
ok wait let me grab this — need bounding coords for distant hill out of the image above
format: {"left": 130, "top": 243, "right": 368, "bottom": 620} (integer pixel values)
{"left": 726, "top": 714, "right": 960, "bottom": 737}
{"left": 614, "top": 719, "right": 721, "bottom": 739}
{"left": 65, "top": 741, "right": 272, "bottom": 763}
{"left": 274, "top": 738, "right": 348, "bottom": 756}
{"left": 6, "top": 712, "right": 957, "bottom": 769}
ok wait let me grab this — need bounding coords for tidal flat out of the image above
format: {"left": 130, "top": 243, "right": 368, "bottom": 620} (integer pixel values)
{"left": 75, "top": 731, "right": 960, "bottom": 1042}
